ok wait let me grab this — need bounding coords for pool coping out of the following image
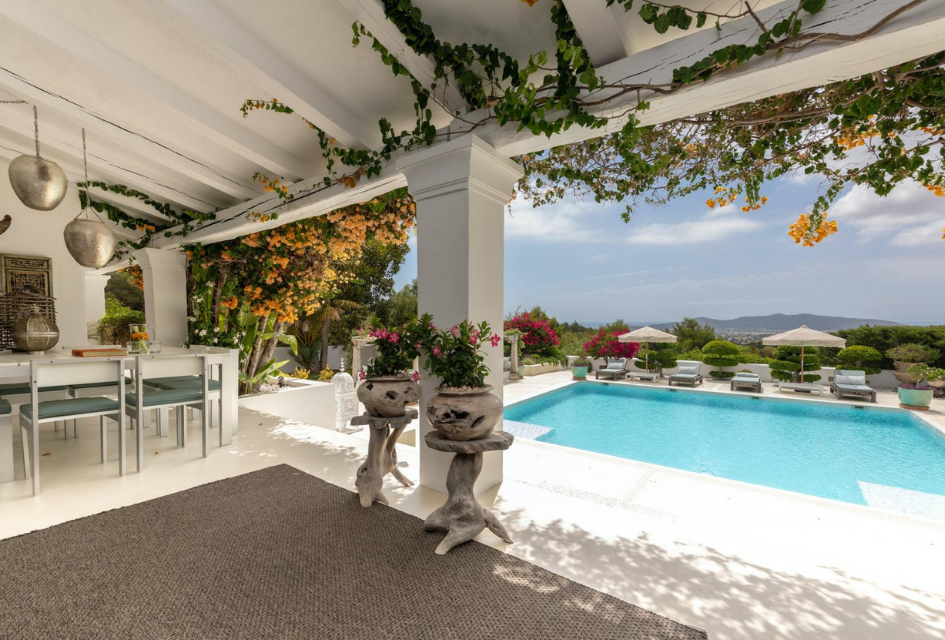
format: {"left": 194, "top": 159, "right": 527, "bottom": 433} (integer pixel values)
{"left": 503, "top": 377, "right": 945, "bottom": 528}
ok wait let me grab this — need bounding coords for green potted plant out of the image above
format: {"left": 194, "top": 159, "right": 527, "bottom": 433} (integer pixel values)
{"left": 355, "top": 321, "right": 422, "bottom": 418}
{"left": 886, "top": 344, "right": 940, "bottom": 385}
{"left": 417, "top": 314, "right": 503, "bottom": 441}
{"left": 702, "top": 340, "right": 740, "bottom": 380}
{"left": 897, "top": 364, "right": 945, "bottom": 410}
{"left": 571, "top": 356, "right": 592, "bottom": 380}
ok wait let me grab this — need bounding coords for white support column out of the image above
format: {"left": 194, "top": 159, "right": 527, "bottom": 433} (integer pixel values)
{"left": 83, "top": 273, "right": 110, "bottom": 344}
{"left": 133, "top": 248, "right": 188, "bottom": 347}
{"left": 397, "top": 135, "right": 523, "bottom": 496}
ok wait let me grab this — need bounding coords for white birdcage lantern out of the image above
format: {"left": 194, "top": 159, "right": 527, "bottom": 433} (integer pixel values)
{"left": 332, "top": 358, "right": 360, "bottom": 433}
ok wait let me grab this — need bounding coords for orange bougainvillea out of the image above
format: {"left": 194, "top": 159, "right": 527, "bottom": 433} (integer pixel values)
{"left": 188, "top": 189, "right": 415, "bottom": 325}
{"left": 788, "top": 213, "right": 838, "bottom": 247}
{"left": 121, "top": 265, "right": 145, "bottom": 290}
{"left": 706, "top": 186, "right": 769, "bottom": 212}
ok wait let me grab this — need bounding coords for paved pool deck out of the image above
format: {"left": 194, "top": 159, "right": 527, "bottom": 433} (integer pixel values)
{"left": 0, "top": 373, "right": 943, "bottom": 640}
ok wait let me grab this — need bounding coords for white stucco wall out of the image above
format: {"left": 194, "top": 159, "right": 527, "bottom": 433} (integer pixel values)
{"left": 0, "top": 160, "right": 89, "bottom": 347}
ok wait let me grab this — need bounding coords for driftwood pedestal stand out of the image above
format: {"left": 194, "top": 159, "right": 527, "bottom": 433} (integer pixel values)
{"left": 351, "top": 409, "right": 416, "bottom": 507}
{"left": 423, "top": 430, "right": 514, "bottom": 555}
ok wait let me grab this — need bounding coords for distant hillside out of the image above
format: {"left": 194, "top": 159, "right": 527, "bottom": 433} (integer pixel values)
{"left": 653, "top": 313, "right": 901, "bottom": 333}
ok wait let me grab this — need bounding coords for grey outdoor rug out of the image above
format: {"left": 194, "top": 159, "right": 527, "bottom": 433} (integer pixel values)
{"left": 0, "top": 464, "right": 707, "bottom": 639}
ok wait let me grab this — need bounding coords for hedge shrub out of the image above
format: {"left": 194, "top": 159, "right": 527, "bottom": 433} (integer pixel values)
{"left": 769, "top": 345, "right": 821, "bottom": 383}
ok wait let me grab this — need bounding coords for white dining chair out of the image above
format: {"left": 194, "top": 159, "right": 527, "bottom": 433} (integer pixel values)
{"left": 19, "top": 358, "right": 126, "bottom": 496}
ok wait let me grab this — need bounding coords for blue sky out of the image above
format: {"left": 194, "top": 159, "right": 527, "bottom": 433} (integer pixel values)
{"left": 394, "top": 173, "right": 945, "bottom": 325}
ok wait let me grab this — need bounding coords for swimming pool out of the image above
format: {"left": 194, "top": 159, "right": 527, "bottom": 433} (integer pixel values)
{"left": 504, "top": 383, "right": 945, "bottom": 513}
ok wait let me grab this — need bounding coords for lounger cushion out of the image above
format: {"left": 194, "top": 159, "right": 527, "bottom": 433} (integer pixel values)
{"left": 20, "top": 397, "right": 120, "bottom": 420}
{"left": 126, "top": 388, "right": 204, "bottom": 408}
{"left": 835, "top": 374, "right": 866, "bottom": 386}
{"left": 835, "top": 383, "right": 873, "bottom": 393}
{"left": 677, "top": 364, "right": 700, "bottom": 375}
{"left": 733, "top": 373, "right": 760, "bottom": 381}
{"left": 672, "top": 373, "right": 700, "bottom": 379}
{"left": 605, "top": 359, "right": 627, "bottom": 369}
{"left": 0, "top": 399, "right": 10, "bottom": 415}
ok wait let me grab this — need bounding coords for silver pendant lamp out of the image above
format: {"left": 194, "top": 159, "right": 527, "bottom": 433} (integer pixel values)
{"left": 63, "top": 129, "right": 115, "bottom": 268}
{"left": 6, "top": 104, "right": 68, "bottom": 211}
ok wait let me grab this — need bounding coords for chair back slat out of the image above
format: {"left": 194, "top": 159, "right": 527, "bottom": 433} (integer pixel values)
{"left": 32, "top": 358, "right": 124, "bottom": 387}
{"left": 138, "top": 354, "right": 206, "bottom": 379}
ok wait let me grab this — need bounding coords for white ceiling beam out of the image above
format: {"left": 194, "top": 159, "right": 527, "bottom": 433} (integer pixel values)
{"left": 153, "top": 165, "right": 407, "bottom": 249}
{"left": 0, "top": 1, "right": 298, "bottom": 193}
{"left": 336, "top": 0, "right": 466, "bottom": 116}
{"left": 151, "top": 0, "right": 942, "bottom": 250}
{"left": 561, "top": 0, "right": 632, "bottom": 65}
{"left": 462, "top": 0, "right": 945, "bottom": 156}
{"left": 0, "top": 118, "right": 218, "bottom": 213}
{"left": 142, "top": 0, "right": 381, "bottom": 151}
{"left": 0, "top": 67, "right": 244, "bottom": 209}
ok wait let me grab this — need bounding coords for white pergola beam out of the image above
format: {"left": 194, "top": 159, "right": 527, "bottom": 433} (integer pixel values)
{"left": 154, "top": 0, "right": 941, "bottom": 247}
{"left": 0, "top": 118, "right": 217, "bottom": 213}
{"left": 470, "top": 0, "right": 945, "bottom": 155}
{"left": 143, "top": 0, "right": 381, "bottom": 151}
{"left": 0, "top": 1, "right": 301, "bottom": 193}
{"left": 337, "top": 0, "right": 466, "bottom": 116}
{"left": 152, "top": 166, "right": 408, "bottom": 249}
{"left": 561, "top": 0, "right": 632, "bottom": 65}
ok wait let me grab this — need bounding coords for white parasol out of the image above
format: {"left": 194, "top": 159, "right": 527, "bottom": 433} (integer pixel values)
{"left": 762, "top": 325, "right": 846, "bottom": 381}
{"left": 619, "top": 326, "right": 677, "bottom": 372}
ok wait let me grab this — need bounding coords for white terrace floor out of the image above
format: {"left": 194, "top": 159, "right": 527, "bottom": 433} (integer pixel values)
{"left": 2, "top": 372, "right": 945, "bottom": 640}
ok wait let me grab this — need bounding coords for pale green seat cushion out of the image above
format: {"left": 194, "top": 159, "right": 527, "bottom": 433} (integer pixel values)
{"left": 0, "top": 399, "right": 10, "bottom": 415}
{"left": 151, "top": 379, "right": 221, "bottom": 392}
{"left": 733, "top": 373, "right": 760, "bottom": 381}
{"left": 126, "top": 388, "right": 203, "bottom": 408}
{"left": 146, "top": 376, "right": 203, "bottom": 386}
{"left": 68, "top": 377, "right": 134, "bottom": 390}
{"left": 671, "top": 373, "right": 700, "bottom": 379}
{"left": 0, "top": 383, "right": 68, "bottom": 396}
{"left": 20, "top": 397, "right": 120, "bottom": 420}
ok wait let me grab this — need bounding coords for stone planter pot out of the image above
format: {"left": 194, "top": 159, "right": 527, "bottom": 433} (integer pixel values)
{"left": 426, "top": 385, "right": 502, "bottom": 441}
{"left": 893, "top": 361, "right": 919, "bottom": 385}
{"left": 571, "top": 366, "right": 588, "bottom": 380}
{"left": 357, "top": 376, "right": 420, "bottom": 418}
{"left": 516, "top": 365, "right": 525, "bottom": 377}
{"left": 898, "top": 386, "right": 934, "bottom": 410}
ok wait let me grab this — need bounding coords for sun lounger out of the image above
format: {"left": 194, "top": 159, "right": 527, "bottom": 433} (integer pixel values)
{"left": 777, "top": 381, "right": 826, "bottom": 396}
{"left": 595, "top": 358, "right": 630, "bottom": 380}
{"left": 730, "top": 372, "right": 762, "bottom": 393}
{"left": 829, "top": 369, "right": 876, "bottom": 402}
{"left": 668, "top": 361, "right": 703, "bottom": 387}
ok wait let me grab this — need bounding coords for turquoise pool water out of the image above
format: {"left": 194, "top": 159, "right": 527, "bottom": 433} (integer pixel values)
{"left": 504, "top": 384, "right": 945, "bottom": 508}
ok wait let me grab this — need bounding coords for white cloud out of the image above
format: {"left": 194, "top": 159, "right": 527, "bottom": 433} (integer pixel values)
{"left": 507, "top": 195, "right": 762, "bottom": 246}
{"left": 626, "top": 216, "right": 762, "bottom": 245}
{"left": 831, "top": 180, "right": 944, "bottom": 245}
{"left": 506, "top": 198, "right": 606, "bottom": 242}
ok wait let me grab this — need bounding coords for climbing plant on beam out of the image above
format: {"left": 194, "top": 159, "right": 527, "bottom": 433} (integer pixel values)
{"left": 241, "top": 0, "right": 939, "bottom": 248}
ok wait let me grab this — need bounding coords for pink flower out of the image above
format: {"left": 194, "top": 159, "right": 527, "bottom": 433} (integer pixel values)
{"left": 469, "top": 333, "right": 479, "bottom": 346}
{"left": 412, "top": 371, "right": 420, "bottom": 382}
{"left": 490, "top": 333, "right": 501, "bottom": 347}
{"left": 432, "top": 346, "right": 442, "bottom": 357}
{"left": 389, "top": 332, "right": 400, "bottom": 344}
{"left": 450, "top": 326, "right": 459, "bottom": 337}
{"left": 358, "top": 370, "right": 366, "bottom": 380}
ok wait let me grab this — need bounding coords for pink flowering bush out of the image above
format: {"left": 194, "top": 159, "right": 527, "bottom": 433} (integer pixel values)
{"left": 583, "top": 329, "right": 641, "bottom": 360}
{"left": 417, "top": 313, "right": 500, "bottom": 389}
{"left": 363, "top": 320, "right": 422, "bottom": 379}
{"left": 504, "top": 313, "right": 560, "bottom": 357}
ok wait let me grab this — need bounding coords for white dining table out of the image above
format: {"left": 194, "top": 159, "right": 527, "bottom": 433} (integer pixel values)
{"left": 0, "top": 346, "right": 239, "bottom": 483}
